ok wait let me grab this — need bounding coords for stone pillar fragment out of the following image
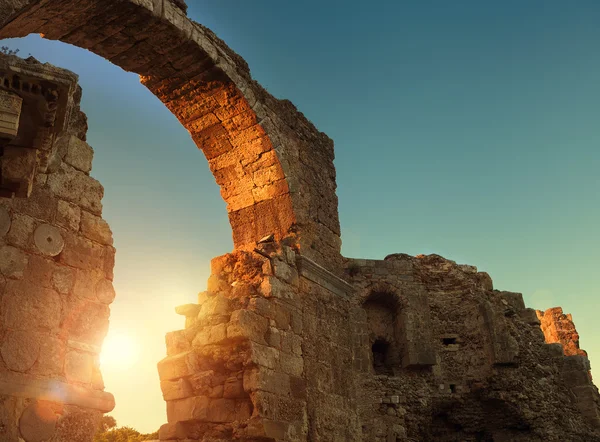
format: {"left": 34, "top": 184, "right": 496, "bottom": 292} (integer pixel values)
{"left": 480, "top": 300, "right": 519, "bottom": 365}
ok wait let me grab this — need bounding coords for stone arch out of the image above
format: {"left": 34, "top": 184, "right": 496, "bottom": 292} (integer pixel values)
{"left": 0, "top": 0, "right": 341, "bottom": 266}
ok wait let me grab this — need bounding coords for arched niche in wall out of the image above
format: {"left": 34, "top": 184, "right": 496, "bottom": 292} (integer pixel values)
{"left": 362, "top": 289, "right": 405, "bottom": 376}
{"left": 360, "top": 282, "right": 437, "bottom": 373}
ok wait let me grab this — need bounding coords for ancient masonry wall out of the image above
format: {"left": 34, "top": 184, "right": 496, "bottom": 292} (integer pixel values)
{"left": 0, "top": 0, "right": 598, "bottom": 440}
{"left": 156, "top": 248, "right": 600, "bottom": 442}
{"left": 0, "top": 56, "right": 115, "bottom": 440}
{"left": 345, "top": 255, "right": 600, "bottom": 441}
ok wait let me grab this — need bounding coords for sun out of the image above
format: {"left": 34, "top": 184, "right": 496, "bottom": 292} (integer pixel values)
{"left": 100, "top": 331, "right": 140, "bottom": 371}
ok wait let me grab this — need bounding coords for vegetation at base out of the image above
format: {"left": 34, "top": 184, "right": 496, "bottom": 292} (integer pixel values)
{"left": 94, "top": 415, "right": 159, "bottom": 442}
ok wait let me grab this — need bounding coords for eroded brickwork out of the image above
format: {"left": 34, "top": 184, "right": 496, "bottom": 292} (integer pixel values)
{"left": 0, "top": 0, "right": 341, "bottom": 268}
{"left": 0, "top": 55, "right": 114, "bottom": 441}
{"left": 0, "top": 1, "right": 599, "bottom": 441}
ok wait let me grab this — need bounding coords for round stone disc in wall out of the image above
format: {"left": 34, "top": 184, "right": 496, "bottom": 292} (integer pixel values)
{"left": 0, "top": 206, "right": 11, "bottom": 237}
{"left": 19, "top": 401, "right": 59, "bottom": 442}
{"left": 34, "top": 224, "right": 64, "bottom": 257}
{"left": 1, "top": 331, "right": 40, "bottom": 372}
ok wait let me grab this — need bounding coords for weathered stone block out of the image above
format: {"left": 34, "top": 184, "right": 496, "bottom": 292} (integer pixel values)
{"left": 61, "top": 298, "right": 109, "bottom": 345}
{"left": 63, "top": 135, "right": 94, "bottom": 173}
{"left": 563, "top": 355, "right": 591, "bottom": 372}
{"left": 227, "top": 309, "right": 269, "bottom": 344}
{"left": 161, "top": 378, "right": 193, "bottom": 401}
{"left": 32, "top": 337, "right": 65, "bottom": 377}
{"left": 166, "top": 395, "right": 209, "bottom": 422}
{"left": 249, "top": 297, "right": 290, "bottom": 330}
{"left": 206, "top": 398, "right": 237, "bottom": 422}
{"left": 192, "top": 323, "right": 227, "bottom": 347}
{"left": 158, "top": 351, "right": 200, "bottom": 381}
{"left": 175, "top": 303, "right": 201, "bottom": 317}
{"left": 72, "top": 269, "right": 102, "bottom": 300}
{"left": 243, "top": 367, "right": 290, "bottom": 396}
{"left": 250, "top": 342, "right": 279, "bottom": 370}
{"left": 2, "top": 280, "right": 61, "bottom": 330}
{"left": 59, "top": 232, "right": 105, "bottom": 271}
{"left": 223, "top": 376, "right": 245, "bottom": 399}
{"left": 260, "top": 276, "right": 294, "bottom": 299}
{"left": 521, "top": 308, "right": 541, "bottom": 325}
{"left": 273, "top": 258, "right": 298, "bottom": 286}
{"left": 199, "top": 294, "right": 231, "bottom": 317}
{"left": 279, "top": 352, "right": 304, "bottom": 377}
{"left": 52, "top": 265, "right": 75, "bottom": 295}
{"left": 5, "top": 212, "right": 35, "bottom": 250}
{"left": 56, "top": 199, "right": 81, "bottom": 231}
{"left": 499, "top": 291, "right": 526, "bottom": 311}
{"left": 246, "top": 417, "right": 289, "bottom": 440}
{"left": 95, "top": 278, "right": 116, "bottom": 304}
{"left": 65, "top": 350, "right": 93, "bottom": 384}
{"left": 80, "top": 211, "right": 113, "bottom": 245}
{"left": 0, "top": 206, "right": 11, "bottom": 237}
{"left": 24, "top": 254, "right": 56, "bottom": 288}
{"left": 546, "top": 343, "right": 564, "bottom": 358}
{"left": 47, "top": 163, "right": 103, "bottom": 215}
{"left": 0, "top": 244, "right": 28, "bottom": 278}
{"left": 480, "top": 300, "right": 519, "bottom": 365}
{"left": 12, "top": 187, "right": 58, "bottom": 221}
{"left": 0, "top": 330, "right": 41, "bottom": 372}
{"left": 166, "top": 330, "right": 191, "bottom": 356}
{"left": 281, "top": 331, "right": 302, "bottom": 356}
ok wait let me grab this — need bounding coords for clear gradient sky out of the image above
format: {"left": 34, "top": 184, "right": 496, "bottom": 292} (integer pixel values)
{"left": 3, "top": 0, "right": 600, "bottom": 433}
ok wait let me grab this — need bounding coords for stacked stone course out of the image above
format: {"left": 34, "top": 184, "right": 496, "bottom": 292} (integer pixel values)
{"left": 0, "top": 55, "right": 114, "bottom": 440}
{"left": 157, "top": 246, "right": 309, "bottom": 441}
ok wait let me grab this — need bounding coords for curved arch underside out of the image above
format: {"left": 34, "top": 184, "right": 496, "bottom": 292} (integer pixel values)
{"left": 0, "top": 0, "right": 341, "bottom": 266}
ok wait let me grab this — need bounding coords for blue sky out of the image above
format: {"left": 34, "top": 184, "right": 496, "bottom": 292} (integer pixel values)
{"left": 3, "top": 0, "right": 599, "bottom": 432}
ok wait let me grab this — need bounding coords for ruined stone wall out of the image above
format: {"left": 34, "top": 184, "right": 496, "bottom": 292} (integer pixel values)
{"left": 0, "top": 2, "right": 598, "bottom": 441}
{"left": 0, "top": 55, "right": 115, "bottom": 441}
{"left": 537, "top": 307, "right": 587, "bottom": 357}
{"left": 157, "top": 242, "right": 363, "bottom": 442}
{"left": 345, "top": 254, "right": 600, "bottom": 441}
{"left": 156, "top": 247, "right": 600, "bottom": 442}
{"left": 536, "top": 307, "right": 600, "bottom": 429}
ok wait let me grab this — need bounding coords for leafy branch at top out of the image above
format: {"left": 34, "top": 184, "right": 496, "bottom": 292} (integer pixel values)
{"left": 1, "top": 46, "right": 20, "bottom": 56}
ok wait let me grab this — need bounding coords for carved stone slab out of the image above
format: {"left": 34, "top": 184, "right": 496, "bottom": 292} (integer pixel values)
{"left": 296, "top": 255, "right": 355, "bottom": 297}
{"left": 0, "top": 89, "right": 22, "bottom": 138}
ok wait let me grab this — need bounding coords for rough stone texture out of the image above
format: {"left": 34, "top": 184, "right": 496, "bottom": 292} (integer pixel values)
{"left": 0, "top": 0, "right": 342, "bottom": 268}
{"left": 0, "top": 4, "right": 598, "bottom": 442}
{"left": 0, "top": 54, "right": 114, "bottom": 441}
{"left": 537, "top": 307, "right": 587, "bottom": 357}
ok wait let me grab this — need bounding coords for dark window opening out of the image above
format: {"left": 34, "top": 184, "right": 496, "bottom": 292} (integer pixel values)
{"left": 372, "top": 339, "right": 392, "bottom": 375}
{"left": 449, "top": 384, "right": 457, "bottom": 393}
{"left": 442, "top": 337, "right": 457, "bottom": 346}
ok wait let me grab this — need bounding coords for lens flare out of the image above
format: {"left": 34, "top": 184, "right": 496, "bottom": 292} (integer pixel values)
{"left": 100, "top": 332, "right": 140, "bottom": 371}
